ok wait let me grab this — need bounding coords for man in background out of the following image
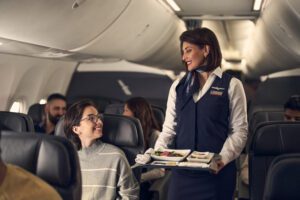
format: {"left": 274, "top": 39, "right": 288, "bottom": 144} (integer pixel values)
{"left": 34, "top": 93, "right": 67, "bottom": 135}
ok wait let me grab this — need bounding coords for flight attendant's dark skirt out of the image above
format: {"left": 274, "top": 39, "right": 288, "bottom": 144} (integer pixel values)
{"left": 167, "top": 161, "right": 236, "bottom": 200}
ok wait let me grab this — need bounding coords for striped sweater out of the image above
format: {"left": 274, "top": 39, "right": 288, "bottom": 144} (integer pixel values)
{"left": 78, "top": 140, "right": 140, "bottom": 200}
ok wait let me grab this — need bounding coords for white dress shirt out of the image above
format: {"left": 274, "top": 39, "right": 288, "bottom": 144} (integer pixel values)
{"left": 155, "top": 67, "right": 248, "bottom": 165}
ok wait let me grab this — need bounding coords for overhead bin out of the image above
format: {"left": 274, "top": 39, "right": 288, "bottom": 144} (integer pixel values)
{"left": 0, "top": 0, "right": 185, "bottom": 70}
{"left": 245, "top": 0, "right": 300, "bottom": 77}
{"left": 70, "top": 0, "right": 186, "bottom": 70}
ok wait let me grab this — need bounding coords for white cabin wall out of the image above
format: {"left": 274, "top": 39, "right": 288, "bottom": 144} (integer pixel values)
{"left": 0, "top": 54, "right": 76, "bottom": 112}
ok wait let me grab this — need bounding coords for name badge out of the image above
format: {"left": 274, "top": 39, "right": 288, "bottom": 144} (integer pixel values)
{"left": 210, "top": 90, "right": 223, "bottom": 96}
{"left": 210, "top": 86, "right": 225, "bottom": 96}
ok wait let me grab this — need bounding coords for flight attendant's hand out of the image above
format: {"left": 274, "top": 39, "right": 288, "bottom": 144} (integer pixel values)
{"left": 213, "top": 159, "right": 225, "bottom": 174}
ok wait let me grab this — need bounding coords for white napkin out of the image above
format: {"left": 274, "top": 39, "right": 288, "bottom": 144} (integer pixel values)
{"left": 135, "top": 148, "right": 154, "bottom": 164}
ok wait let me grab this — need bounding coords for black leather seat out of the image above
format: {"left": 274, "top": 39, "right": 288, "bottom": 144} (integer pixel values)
{"left": 27, "top": 103, "right": 45, "bottom": 127}
{"left": 263, "top": 153, "right": 300, "bottom": 200}
{"left": 104, "top": 103, "right": 124, "bottom": 115}
{"left": 0, "top": 111, "right": 35, "bottom": 132}
{"left": 0, "top": 131, "right": 82, "bottom": 200}
{"left": 249, "top": 121, "right": 300, "bottom": 200}
{"left": 102, "top": 114, "right": 145, "bottom": 164}
{"left": 102, "top": 114, "right": 145, "bottom": 181}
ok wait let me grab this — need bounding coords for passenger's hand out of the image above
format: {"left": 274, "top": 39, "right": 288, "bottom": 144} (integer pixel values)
{"left": 135, "top": 148, "right": 154, "bottom": 164}
{"left": 213, "top": 159, "right": 225, "bottom": 174}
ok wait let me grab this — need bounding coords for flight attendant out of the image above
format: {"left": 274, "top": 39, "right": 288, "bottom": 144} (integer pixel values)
{"left": 154, "top": 27, "right": 248, "bottom": 200}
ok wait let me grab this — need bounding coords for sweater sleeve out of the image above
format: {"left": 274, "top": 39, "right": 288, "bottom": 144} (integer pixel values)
{"left": 117, "top": 155, "right": 140, "bottom": 200}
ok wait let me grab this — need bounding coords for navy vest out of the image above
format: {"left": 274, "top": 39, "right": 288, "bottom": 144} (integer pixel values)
{"left": 175, "top": 73, "right": 232, "bottom": 153}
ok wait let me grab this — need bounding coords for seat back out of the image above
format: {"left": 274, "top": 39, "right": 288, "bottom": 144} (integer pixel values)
{"left": 27, "top": 103, "right": 45, "bottom": 127}
{"left": 151, "top": 105, "right": 165, "bottom": 129}
{"left": 0, "top": 111, "right": 35, "bottom": 132}
{"left": 0, "top": 131, "right": 82, "bottom": 200}
{"left": 102, "top": 114, "right": 145, "bottom": 181}
{"left": 102, "top": 114, "right": 145, "bottom": 164}
{"left": 104, "top": 103, "right": 124, "bottom": 115}
{"left": 263, "top": 153, "right": 300, "bottom": 200}
{"left": 249, "top": 121, "right": 300, "bottom": 200}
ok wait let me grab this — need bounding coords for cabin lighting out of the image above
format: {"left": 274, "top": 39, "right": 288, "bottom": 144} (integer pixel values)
{"left": 166, "top": 0, "right": 181, "bottom": 11}
{"left": 253, "top": 0, "right": 263, "bottom": 11}
{"left": 0, "top": 42, "right": 3, "bottom": 45}
{"left": 39, "top": 99, "right": 47, "bottom": 104}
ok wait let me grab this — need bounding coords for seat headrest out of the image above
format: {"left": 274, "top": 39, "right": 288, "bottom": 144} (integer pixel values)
{"left": 151, "top": 106, "right": 165, "bottom": 128}
{"left": 250, "top": 121, "right": 300, "bottom": 155}
{"left": 54, "top": 116, "right": 66, "bottom": 138}
{"left": 0, "top": 131, "right": 81, "bottom": 200}
{"left": 0, "top": 111, "right": 35, "bottom": 132}
{"left": 263, "top": 153, "right": 300, "bottom": 200}
{"left": 27, "top": 103, "right": 45, "bottom": 126}
{"left": 249, "top": 110, "right": 284, "bottom": 133}
{"left": 104, "top": 103, "right": 124, "bottom": 115}
{"left": 102, "top": 114, "right": 143, "bottom": 148}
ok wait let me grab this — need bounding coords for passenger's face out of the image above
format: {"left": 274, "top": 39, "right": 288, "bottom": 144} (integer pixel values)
{"left": 46, "top": 99, "right": 67, "bottom": 125}
{"left": 73, "top": 106, "right": 103, "bottom": 144}
{"left": 182, "top": 42, "right": 209, "bottom": 71}
{"left": 123, "top": 104, "right": 134, "bottom": 117}
{"left": 284, "top": 109, "right": 300, "bottom": 121}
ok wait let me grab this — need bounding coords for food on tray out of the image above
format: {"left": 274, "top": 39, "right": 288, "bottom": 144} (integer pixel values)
{"left": 154, "top": 150, "right": 183, "bottom": 157}
{"left": 190, "top": 151, "right": 210, "bottom": 159}
{"left": 151, "top": 149, "right": 191, "bottom": 162}
{"left": 187, "top": 151, "right": 214, "bottom": 163}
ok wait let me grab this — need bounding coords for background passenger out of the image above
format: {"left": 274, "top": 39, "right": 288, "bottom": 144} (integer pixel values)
{"left": 35, "top": 93, "right": 67, "bottom": 135}
{"left": 64, "top": 99, "right": 139, "bottom": 200}
{"left": 123, "top": 97, "right": 164, "bottom": 200}
{"left": 0, "top": 127, "right": 62, "bottom": 200}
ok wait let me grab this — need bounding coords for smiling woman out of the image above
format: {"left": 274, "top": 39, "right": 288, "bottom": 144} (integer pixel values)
{"left": 64, "top": 99, "right": 139, "bottom": 200}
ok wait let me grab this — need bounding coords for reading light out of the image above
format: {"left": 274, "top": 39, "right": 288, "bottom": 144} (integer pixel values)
{"left": 253, "top": 0, "right": 263, "bottom": 11}
{"left": 166, "top": 0, "right": 181, "bottom": 11}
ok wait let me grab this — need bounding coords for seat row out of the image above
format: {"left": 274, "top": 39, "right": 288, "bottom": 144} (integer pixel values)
{"left": 0, "top": 111, "right": 145, "bottom": 200}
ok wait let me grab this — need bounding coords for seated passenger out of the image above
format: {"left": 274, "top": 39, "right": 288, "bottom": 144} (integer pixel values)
{"left": 123, "top": 97, "right": 164, "bottom": 200}
{"left": 0, "top": 130, "right": 62, "bottom": 199}
{"left": 35, "top": 93, "right": 67, "bottom": 135}
{"left": 64, "top": 99, "right": 139, "bottom": 200}
{"left": 240, "top": 95, "right": 300, "bottom": 186}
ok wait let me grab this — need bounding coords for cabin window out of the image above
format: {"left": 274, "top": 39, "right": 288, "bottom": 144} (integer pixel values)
{"left": 9, "top": 100, "right": 25, "bottom": 113}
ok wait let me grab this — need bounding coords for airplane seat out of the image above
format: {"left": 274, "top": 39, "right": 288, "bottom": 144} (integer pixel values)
{"left": 102, "top": 114, "right": 145, "bottom": 181}
{"left": 263, "top": 153, "right": 300, "bottom": 200}
{"left": 27, "top": 103, "right": 45, "bottom": 127}
{"left": 0, "top": 111, "right": 35, "bottom": 132}
{"left": 151, "top": 105, "right": 165, "bottom": 129}
{"left": 249, "top": 121, "right": 300, "bottom": 200}
{"left": 104, "top": 103, "right": 124, "bottom": 115}
{"left": 246, "top": 110, "right": 285, "bottom": 151}
{"left": 0, "top": 131, "right": 82, "bottom": 200}
{"left": 54, "top": 116, "right": 66, "bottom": 138}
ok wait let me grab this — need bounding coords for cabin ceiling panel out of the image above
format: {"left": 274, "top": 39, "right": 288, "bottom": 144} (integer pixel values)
{"left": 172, "top": 0, "right": 258, "bottom": 16}
{"left": 0, "top": 0, "right": 130, "bottom": 49}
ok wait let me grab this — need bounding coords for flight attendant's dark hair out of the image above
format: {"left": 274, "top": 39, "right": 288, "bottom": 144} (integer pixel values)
{"left": 180, "top": 27, "right": 222, "bottom": 71}
{"left": 125, "top": 97, "right": 161, "bottom": 149}
{"left": 64, "top": 99, "right": 97, "bottom": 150}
